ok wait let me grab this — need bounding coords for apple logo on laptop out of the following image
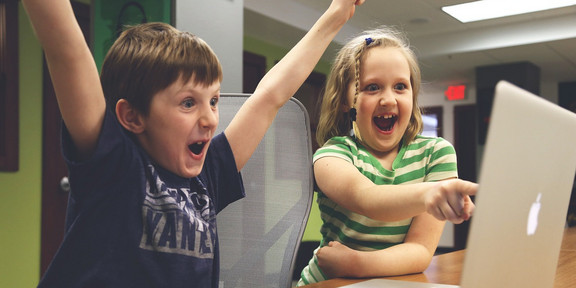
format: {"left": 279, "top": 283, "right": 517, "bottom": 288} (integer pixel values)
{"left": 527, "top": 193, "right": 542, "bottom": 236}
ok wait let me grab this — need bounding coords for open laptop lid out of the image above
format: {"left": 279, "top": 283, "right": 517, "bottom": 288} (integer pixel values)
{"left": 460, "top": 81, "right": 576, "bottom": 288}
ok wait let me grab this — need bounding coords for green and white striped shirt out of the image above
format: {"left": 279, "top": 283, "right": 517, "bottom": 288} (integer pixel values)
{"left": 297, "top": 135, "right": 458, "bottom": 286}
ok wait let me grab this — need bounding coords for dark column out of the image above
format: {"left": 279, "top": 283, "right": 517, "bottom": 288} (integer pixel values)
{"left": 476, "top": 62, "right": 540, "bottom": 144}
{"left": 559, "top": 81, "right": 576, "bottom": 227}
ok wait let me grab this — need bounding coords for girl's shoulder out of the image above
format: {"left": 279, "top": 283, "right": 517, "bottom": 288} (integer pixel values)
{"left": 324, "top": 135, "right": 357, "bottom": 147}
{"left": 313, "top": 136, "right": 360, "bottom": 162}
{"left": 408, "top": 135, "right": 454, "bottom": 150}
{"left": 399, "top": 135, "right": 456, "bottom": 160}
{"left": 318, "top": 136, "right": 364, "bottom": 154}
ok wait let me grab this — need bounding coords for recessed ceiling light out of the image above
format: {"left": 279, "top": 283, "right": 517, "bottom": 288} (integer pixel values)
{"left": 409, "top": 18, "right": 430, "bottom": 25}
{"left": 442, "top": 0, "right": 576, "bottom": 23}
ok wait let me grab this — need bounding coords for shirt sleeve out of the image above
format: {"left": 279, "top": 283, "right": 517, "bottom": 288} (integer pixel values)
{"left": 202, "top": 132, "right": 245, "bottom": 214}
{"left": 61, "top": 108, "right": 141, "bottom": 203}
{"left": 313, "top": 136, "right": 355, "bottom": 164}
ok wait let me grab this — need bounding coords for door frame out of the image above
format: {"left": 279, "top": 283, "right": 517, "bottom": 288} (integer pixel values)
{"left": 40, "top": 1, "right": 90, "bottom": 275}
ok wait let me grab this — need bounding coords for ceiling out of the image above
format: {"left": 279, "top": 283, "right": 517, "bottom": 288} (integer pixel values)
{"left": 244, "top": 0, "right": 576, "bottom": 92}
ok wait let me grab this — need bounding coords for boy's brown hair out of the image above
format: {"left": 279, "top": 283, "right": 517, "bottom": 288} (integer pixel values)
{"left": 100, "top": 22, "right": 223, "bottom": 116}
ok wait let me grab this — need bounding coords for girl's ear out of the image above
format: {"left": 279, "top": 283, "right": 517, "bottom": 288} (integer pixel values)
{"left": 116, "top": 99, "right": 145, "bottom": 134}
{"left": 341, "top": 103, "right": 351, "bottom": 113}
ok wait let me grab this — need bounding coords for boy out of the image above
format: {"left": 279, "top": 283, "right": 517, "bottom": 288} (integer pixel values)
{"left": 22, "top": 0, "right": 365, "bottom": 287}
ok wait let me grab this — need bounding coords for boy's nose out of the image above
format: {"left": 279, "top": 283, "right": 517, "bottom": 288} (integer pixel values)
{"left": 199, "top": 106, "right": 218, "bottom": 129}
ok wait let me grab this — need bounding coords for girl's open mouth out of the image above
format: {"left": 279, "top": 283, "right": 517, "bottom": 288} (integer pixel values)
{"left": 188, "top": 142, "right": 206, "bottom": 155}
{"left": 374, "top": 115, "right": 397, "bottom": 132}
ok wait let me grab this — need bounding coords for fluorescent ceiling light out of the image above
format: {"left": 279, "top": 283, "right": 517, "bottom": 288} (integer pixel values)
{"left": 442, "top": 0, "right": 576, "bottom": 23}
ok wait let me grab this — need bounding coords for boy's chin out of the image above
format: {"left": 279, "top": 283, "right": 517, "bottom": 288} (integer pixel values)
{"left": 179, "top": 166, "right": 203, "bottom": 178}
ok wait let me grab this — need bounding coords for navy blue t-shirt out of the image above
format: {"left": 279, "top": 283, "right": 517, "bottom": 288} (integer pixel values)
{"left": 38, "top": 109, "right": 245, "bottom": 288}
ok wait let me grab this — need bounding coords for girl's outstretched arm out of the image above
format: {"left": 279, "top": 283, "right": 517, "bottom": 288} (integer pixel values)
{"left": 315, "top": 156, "right": 477, "bottom": 223}
{"left": 22, "top": 0, "right": 106, "bottom": 160}
{"left": 225, "top": 0, "right": 366, "bottom": 171}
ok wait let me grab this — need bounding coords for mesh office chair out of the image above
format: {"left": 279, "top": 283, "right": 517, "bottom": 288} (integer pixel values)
{"left": 215, "top": 94, "right": 314, "bottom": 288}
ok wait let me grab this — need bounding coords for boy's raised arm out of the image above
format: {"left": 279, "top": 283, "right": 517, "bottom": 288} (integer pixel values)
{"left": 23, "top": 0, "right": 106, "bottom": 160}
{"left": 225, "top": 0, "right": 365, "bottom": 171}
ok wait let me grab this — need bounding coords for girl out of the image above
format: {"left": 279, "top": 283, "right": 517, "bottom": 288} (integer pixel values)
{"left": 298, "top": 27, "right": 477, "bottom": 285}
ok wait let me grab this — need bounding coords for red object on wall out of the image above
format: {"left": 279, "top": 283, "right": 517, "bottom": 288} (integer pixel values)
{"left": 445, "top": 85, "right": 466, "bottom": 101}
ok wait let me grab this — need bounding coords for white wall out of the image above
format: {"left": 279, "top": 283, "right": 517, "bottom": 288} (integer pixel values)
{"left": 419, "top": 84, "right": 477, "bottom": 247}
{"left": 419, "top": 80, "right": 561, "bottom": 248}
{"left": 175, "top": 0, "right": 244, "bottom": 93}
{"left": 421, "top": 80, "right": 559, "bottom": 148}
{"left": 420, "top": 83, "right": 478, "bottom": 145}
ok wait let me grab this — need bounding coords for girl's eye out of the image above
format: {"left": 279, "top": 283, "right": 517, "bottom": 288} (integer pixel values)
{"left": 210, "top": 97, "right": 219, "bottom": 107}
{"left": 182, "top": 99, "right": 194, "bottom": 108}
{"left": 394, "top": 83, "right": 408, "bottom": 91}
{"left": 364, "top": 84, "right": 380, "bottom": 92}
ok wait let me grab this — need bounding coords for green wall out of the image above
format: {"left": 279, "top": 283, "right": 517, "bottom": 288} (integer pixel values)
{"left": 0, "top": 4, "right": 43, "bottom": 287}
{"left": 0, "top": 4, "right": 327, "bottom": 287}
{"left": 244, "top": 35, "right": 332, "bottom": 77}
{"left": 93, "top": 0, "right": 172, "bottom": 71}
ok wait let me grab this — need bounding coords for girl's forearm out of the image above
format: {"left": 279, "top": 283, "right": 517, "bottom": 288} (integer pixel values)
{"left": 350, "top": 242, "right": 433, "bottom": 278}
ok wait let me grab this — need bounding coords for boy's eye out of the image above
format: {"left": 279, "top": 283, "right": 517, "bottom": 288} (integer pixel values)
{"left": 182, "top": 99, "right": 194, "bottom": 108}
{"left": 210, "top": 97, "right": 219, "bottom": 107}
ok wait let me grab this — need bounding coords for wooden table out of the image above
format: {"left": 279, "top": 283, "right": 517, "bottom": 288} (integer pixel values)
{"left": 301, "top": 227, "right": 576, "bottom": 288}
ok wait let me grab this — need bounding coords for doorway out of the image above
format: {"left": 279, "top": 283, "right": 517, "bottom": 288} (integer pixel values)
{"left": 40, "top": 1, "right": 90, "bottom": 276}
{"left": 453, "top": 104, "right": 477, "bottom": 249}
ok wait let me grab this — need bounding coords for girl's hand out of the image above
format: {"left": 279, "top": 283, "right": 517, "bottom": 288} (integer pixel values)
{"left": 316, "top": 241, "right": 359, "bottom": 279}
{"left": 424, "top": 179, "right": 477, "bottom": 224}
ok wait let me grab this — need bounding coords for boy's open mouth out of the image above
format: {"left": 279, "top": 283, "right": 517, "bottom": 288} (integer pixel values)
{"left": 374, "top": 115, "right": 397, "bottom": 132}
{"left": 188, "top": 142, "right": 206, "bottom": 155}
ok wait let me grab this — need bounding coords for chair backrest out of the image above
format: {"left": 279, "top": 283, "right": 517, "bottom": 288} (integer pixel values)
{"left": 216, "top": 94, "right": 314, "bottom": 288}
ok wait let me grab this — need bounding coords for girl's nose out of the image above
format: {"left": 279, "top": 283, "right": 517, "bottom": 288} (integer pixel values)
{"left": 379, "top": 89, "right": 396, "bottom": 106}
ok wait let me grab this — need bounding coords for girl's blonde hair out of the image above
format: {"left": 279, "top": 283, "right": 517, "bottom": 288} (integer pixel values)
{"left": 315, "top": 27, "right": 423, "bottom": 147}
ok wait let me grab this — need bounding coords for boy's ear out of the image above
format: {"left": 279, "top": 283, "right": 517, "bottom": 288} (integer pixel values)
{"left": 116, "top": 99, "right": 145, "bottom": 134}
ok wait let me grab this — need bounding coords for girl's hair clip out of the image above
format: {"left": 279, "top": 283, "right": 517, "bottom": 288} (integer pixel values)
{"left": 365, "top": 37, "right": 374, "bottom": 45}
{"left": 349, "top": 107, "right": 357, "bottom": 121}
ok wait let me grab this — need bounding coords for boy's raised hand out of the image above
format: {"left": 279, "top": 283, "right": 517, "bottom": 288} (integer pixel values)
{"left": 226, "top": 0, "right": 366, "bottom": 172}
{"left": 22, "top": 0, "right": 105, "bottom": 160}
{"left": 330, "top": 0, "right": 366, "bottom": 20}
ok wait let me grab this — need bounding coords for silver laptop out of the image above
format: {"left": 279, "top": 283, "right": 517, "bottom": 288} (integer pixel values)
{"left": 341, "top": 81, "right": 576, "bottom": 288}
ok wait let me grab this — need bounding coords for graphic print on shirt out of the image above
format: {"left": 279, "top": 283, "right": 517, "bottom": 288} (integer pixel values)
{"left": 139, "top": 164, "right": 215, "bottom": 259}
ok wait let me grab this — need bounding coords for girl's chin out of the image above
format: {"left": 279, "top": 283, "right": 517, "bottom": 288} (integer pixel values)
{"left": 367, "top": 138, "right": 402, "bottom": 152}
